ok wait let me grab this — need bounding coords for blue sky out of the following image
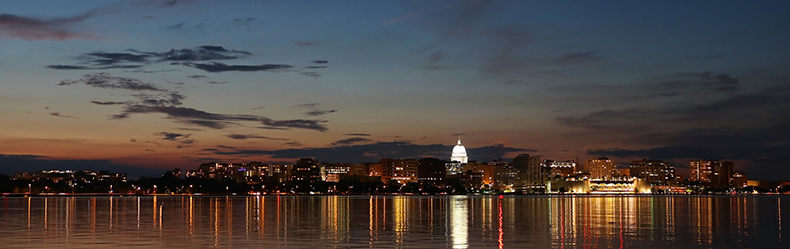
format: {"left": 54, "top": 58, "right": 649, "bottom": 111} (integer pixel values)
{"left": 1, "top": 0, "right": 789, "bottom": 179}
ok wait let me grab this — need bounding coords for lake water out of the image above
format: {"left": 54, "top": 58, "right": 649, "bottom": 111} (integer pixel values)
{"left": 1, "top": 195, "right": 788, "bottom": 248}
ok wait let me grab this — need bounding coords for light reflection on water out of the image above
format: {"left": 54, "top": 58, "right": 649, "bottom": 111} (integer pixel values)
{"left": 0, "top": 196, "right": 788, "bottom": 248}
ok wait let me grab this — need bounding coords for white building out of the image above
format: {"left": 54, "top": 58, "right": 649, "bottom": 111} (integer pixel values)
{"left": 450, "top": 138, "right": 468, "bottom": 163}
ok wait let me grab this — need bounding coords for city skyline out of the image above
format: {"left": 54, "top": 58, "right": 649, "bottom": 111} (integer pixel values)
{"left": 1, "top": 1, "right": 789, "bottom": 180}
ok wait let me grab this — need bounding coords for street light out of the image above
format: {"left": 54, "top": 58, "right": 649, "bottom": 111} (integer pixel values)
{"left": 28, "top": 183, "right": 31, "bottom": 194}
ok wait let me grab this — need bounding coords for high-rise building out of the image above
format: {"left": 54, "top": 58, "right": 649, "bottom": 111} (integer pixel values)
{"left": 514, "top": 154, "right": 545, "bottom": 186}
{"left": 381, "top": 158, "right": 418, "bottom": 184}
{"left": 293, "top": 158, "right": 321, "bottom": 182}
{"left": 629, "top": 159, "right": 675, "bottom": 184}
{"left": 712, "top": 161, "right": 733, "bottom": 188}
{"left": 690, "top": 160, "right": 733, "bottom": 188}
{"left": 690, "top": 160, "right": 715, "bottom": 182}
{"left": 418, "top": 158, "right": 446, "bottom": 184}
{"left": 587, "top": 158, "right": 615, "bottom": 180}
{"left": 731, "top": 171, "right": 747, "bottom": 188}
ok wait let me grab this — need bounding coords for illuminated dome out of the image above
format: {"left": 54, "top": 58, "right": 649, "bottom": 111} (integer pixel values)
{"left": 450, "top": 137, "right": 468, "bottom": 163}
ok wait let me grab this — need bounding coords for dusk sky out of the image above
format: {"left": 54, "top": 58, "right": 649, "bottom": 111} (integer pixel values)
{"left": 1, "top": 0, "right": 788, "bottom": 179}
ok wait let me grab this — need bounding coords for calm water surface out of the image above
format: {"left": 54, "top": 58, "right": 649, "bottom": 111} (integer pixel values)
{"left": 1, "top": 195, "right": 788, "bottom": 248}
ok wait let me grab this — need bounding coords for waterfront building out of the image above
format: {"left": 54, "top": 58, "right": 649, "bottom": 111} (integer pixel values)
{"left": 380, "top": 158, "right": 418, "bottom": 184}
{"left": 731, "top": 171, "right": 747, "bottom": 188}
{"left": 514, "top": 154, "right": 546, "bottom": 187}
{"left": 293, "top": 158, "right": 321, "bottom": 182}
{"left": 417, "top": 158, "right": 446, "bottom": 184}
{"left": 690, "top": 160, "right": 715, "bottom": 182}
{"left": 544, "top": 160, "right": 576, "bottom": 177}
{"left": 586, "top": 158, "right": 615, "bottom": 180}
{"left": 629, "top": 159, "right": 675, "bottom": 184}
{"left": 690, "top": 160, "right": 734, "bottom": 188}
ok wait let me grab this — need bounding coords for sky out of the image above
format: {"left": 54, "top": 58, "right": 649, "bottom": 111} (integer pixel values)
{"left": 1, "top": 0, "right": 789, "bottom": 180}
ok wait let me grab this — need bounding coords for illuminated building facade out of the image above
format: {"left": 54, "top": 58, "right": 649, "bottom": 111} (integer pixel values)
{"left": 450, "top": 137, "right": 468, "bottom": 163}
{"left": 514, "top": 154, "right": 546, "bottom": 187}
{"left": 586, "top": 158, "right": 615, "bottom": 180}
{"left": 381, "top": 158, "right": 418, "bottom": 184}
{"left": 731, "top": 171, "right": 747, "bottom": 188}
{"left": 690, "top": 160, "right": 734, "bottom": 188}
{"left": 293, "top": 158, "right": 321, "bottom": 182}
{"left": 629, "top": 159, "right": 675, "bottom": 184}
{"left": 544, "top": 160, "right": 576, "bottom": 177}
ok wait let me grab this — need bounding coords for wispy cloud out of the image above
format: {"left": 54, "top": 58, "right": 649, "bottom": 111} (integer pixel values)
{"left": 153, "top": 131, "right": 194, "bottom": 148}
{"left": 181, "top": 62, "right": 292, "bottom": 73}
{"left": 297, "top": 103, "right": 338, "bottom": 117}
{"left": 58, "top": 73, "right": 166, "bottom": 91}
{"left": 344, "top": 133, "right": 371, "bottom": 136}
{"left": 0, "top": 12, "right": 98, "bottom": 41}
{"left": 48, "top": 46, "right": 253, "bottom": 70}
{"left": 226, "top": 134, "right": 288, "bottom": 140}
{"left": 49, "top": 112, "right": 80, "bottom": 119}
{"left": 329, "top": 137, "right": 373, "bottom": 146}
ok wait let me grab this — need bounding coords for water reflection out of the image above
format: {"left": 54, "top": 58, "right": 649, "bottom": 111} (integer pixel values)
{"left": 2, "top": 196, "right": 789, "bottom": 248}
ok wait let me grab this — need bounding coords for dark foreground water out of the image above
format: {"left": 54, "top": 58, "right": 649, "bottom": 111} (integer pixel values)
{"left": 1, "top": 195, "right": 788, "bottom": 248}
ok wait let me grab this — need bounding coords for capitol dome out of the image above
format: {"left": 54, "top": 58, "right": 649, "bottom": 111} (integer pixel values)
{"left": 450, "top": 138, "right": 468, "bottom": 163}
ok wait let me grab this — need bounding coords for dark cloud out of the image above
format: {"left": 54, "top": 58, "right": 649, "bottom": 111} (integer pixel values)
{"left": 209, "top": 141, "right": 533, "bottom": 164}
{"left": 159, "top": 46, "right": 251, "bottom": 61}
{"left": 330, "top": 137, "right": 373, "bottom": 146}
{"left": 216, "top": 145, "right": 237, "bottom": 150}
{"left": 58, "top": 73, "right": 166, "bottom": 91}
{"left": 90, "top": 101, "right": 128, "bottom": 105}
{"left": 303, "top": 66, "right": 327, "bottom": 69}
{"left": 46, "top": 64, "right": 143, "bottom": 70}
{"left": 153, "top": 132, "right": 194, "bottom": 148}
{"left": 154, "top": 132, "right": 189, "bottom": 141}
{"left": 182, "top": 62, "right": 293, "bottom": 73}
{"left": 208, "top": 81, "right": 229, "bottom": 84}
{"left": 47, "top": 46, "right": 252, "bottom": 71}
{"left": 0, "top": 153, "right": 162, "bottom": 179}
{"left": 49, "top": 112, "right": 79, "bottom": 119}
{"left": 298, "top": 103, "right": 337, "bottom": 116}
{"left": 260, "top": 118, "right": 328, "bottom": 132}
{"left": 130, "top": 138, "right": 137, "bottom": 142}
{"left": 556, "top": 51, "right": 601, "bottom": 65}
{"left": 311, "top": 60, "right": 328, "bottom": 64}
{"left": 116, "top": 105, "right": 329, "bottom": 131}
{"left": 226, "top": 134, "right": 288, "bottom": 141}
{"left": 187, "top": 75, "right": 208, "bottom": 79}
{"left": 344, "top": 133, "right": 371, "bottom": 136}
{"left": 0, "top": 13, "right": 97, "bottom": 41}
{"left": 285, "top": 141, "right": 303, "bottom": 147}
{"left": 132, "top": 92, "right": 185, "bottom": 107}
{"left": 305, "top": 109, "right": 337, "bottom": 116}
